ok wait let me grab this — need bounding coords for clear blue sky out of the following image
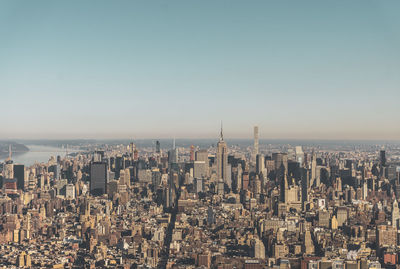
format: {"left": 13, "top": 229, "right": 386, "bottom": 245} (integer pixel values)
{"left": 1, "top": 1, "right": 399, "bottom": 140}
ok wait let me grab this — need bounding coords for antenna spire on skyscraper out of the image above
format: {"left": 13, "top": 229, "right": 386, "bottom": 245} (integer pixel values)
{"left": 220, "top": 121, "right": 224, "bottom": 141}
{"left": 8, "top": 144, "right": 12, "bottom": 160}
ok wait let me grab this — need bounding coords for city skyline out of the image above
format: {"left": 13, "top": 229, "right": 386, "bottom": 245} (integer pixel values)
{"left": 0, "top": 128, "right": 399, "bottom": 267}
{"left": 1, "top": 1, "right": 400, "bottom": 140}
{"left": 2, "top": 1, "right": 400, "bottom": 267}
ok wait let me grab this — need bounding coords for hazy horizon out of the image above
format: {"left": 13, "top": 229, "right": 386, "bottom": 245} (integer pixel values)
{"left": 1, "top": 128, "right": 400, "bottom": 141}
{"left": 2, "top": 135, "right": 400, "bottom": 143}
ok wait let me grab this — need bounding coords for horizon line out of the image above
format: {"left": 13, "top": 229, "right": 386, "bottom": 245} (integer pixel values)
{"left": 2, "top": 137, "right": 400, "bottom": 142}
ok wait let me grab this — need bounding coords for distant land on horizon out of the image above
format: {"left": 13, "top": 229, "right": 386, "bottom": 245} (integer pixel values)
{"left": 4, "top": 138, "right": 399, "bottom": 151}
{"left": 0, "top": 141, "right": 29, "bottom": 157}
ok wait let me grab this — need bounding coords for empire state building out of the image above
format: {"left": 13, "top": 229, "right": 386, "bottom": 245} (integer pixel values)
{"left": 216, "top": 125, "right": 228, "bottom": 183}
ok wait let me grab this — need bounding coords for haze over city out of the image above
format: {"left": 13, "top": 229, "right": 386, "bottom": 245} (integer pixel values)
{"left": 1, "top": 0, "right": 400, "bottom": 140}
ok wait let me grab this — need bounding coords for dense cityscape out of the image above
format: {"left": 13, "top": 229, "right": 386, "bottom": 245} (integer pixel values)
{"left": 0, "top": 127, "right": 399, "bottom": 268}
{"left": 2, "top": 0, "right": 400, "bottom": 268}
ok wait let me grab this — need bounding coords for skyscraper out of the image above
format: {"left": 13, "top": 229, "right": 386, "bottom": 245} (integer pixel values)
{"left": 392, "top": 199, "right": 399, "bottom": 229}
{"left": 94, "top": 150, "right": 105, "bottom": 162}
{"left": 190, "top": 145, "right": 195, "bottom": 162}
{"left": 3, "top": 145, "right": 17, "bottom": 194}
{"left": 295, "top": 146, "right": 304, "bottom": 166}
{"left": 253, "top": 238, "right": 265, "bottom": 259}
{"left": 281, "top": 171, "right": 289, "bottom": 202}
{"left": 216, "top": 124, "right": 228, "bottom": 186}
{"left": 90, "top": 162, "right": 107, "bottom": 196}
{"left": 256, "top": 154, "right": 265, "bottom": 175}
{"left": 303, "top": 229, "right": 315, "bottom": 255}
{"left": 301, "top": 168, "right": 309, "bottom": 209}
{"left": 3, "top": 159, "right": 14, "bottom": 180}
{"left": 272, "top": 153, "right": 288, "bottom": 173}
{"left": 168, "top": 149, "right": 178, "bottom": 164}
{"left": 194, "top": 161, "right": 207, "bottom": 179}
{"left": 115, "top": 156, "right": 123, "bottom": 179}
{"left": 272, "top": 153, "right": 288, "bottom": 183}
{"left": 129, "top": 142, "right": 136, "bottom": 160}
{"left": 168, "top": 138, "right": 178, "bottom": 164}
{"left": 195, "top": 149, "right": 208, "bottom": 163}
{"left": 66, "top": 184, "right": 76, "bottom": 199}
{"left": 195, "top": 149, "right": 209, "bottom": 177}
{"left": 14, "top": 164, "right": 25, "bottom": 191}
{"left": 252, "top": 126, "right": 259, "bottom": 164}
{"left": 380, "top": 150, "right": 386, "bottom": 167}
{"left": 311, "top": 150, "right": 317, "bottom": 187}
{"left": 4, "top": 145, "right": 14, "bottom": 180}
{"left": 156, "top": 140, "right": 161, "bottom": 153}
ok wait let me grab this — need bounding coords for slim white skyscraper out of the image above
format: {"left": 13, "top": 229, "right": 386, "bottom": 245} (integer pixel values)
{"left": 252, "top": 126, "right": 259, "bottom": 164}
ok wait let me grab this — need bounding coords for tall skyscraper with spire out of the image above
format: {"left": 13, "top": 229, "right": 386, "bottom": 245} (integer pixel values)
{"left": 217, "top": 123, "right": 228, "bottom": 186}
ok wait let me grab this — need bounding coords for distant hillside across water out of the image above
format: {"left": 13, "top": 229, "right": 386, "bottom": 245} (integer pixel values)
{"left": 13, "top": 138, "right": 400, "bottom": 151}
{"left": 0, "top": 141, "right": 29, "bottom": 157}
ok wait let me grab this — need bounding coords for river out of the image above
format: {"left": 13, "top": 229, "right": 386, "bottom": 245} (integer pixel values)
{"left": 1, "top": 145, "right": 75, "bottom": 166}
